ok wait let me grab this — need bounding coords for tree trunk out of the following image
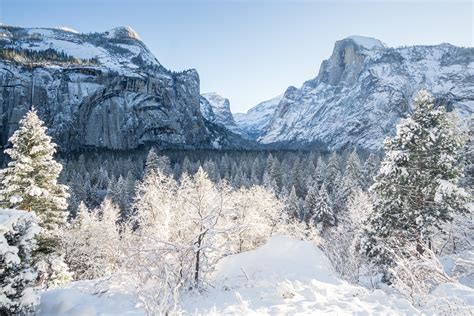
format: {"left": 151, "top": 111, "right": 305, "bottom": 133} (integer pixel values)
{"left": 194, "top": 234, "right": 203, "bottom": 287}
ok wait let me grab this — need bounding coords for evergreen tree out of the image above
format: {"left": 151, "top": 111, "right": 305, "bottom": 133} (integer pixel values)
{"left": 363, "top": 153, "right": 379, "bottom": 189}
{"left": 0, "top": 108, "right": 69, "bottom": 233}
{"left": 303, "top": 184, "right": 319, "bottom": 222}
{"left": 0, "top": 210, "right": 41, "bottom": 315}
{"left": 312, "top": 184, "right": 336, "bottom": 230}
{"left": 325, "top": 152, "right": 341, "bottom": 195}
{"left": 144, "top": 148, "right": 160, "bottom": 176}
{"left": 345, "top": 150, "right": 363, "bottom": 187}
{"left": 363, "top": 90, "right": 470, "bottom": 266}
{"left": 285, "top": 186, "right": 300, "bottom": 219}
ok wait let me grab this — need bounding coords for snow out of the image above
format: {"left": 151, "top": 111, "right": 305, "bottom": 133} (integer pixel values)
{"left": 0, "top": 209, "right": 38, "bottom": 236}
{"left": 7, "top": 26, "right": 160, "bottom": 72}
{"left": 234, "top": 94, "right": 282, "bottom": 138}
{"left": 201, "top": 92, "right": 240, "bottom": 133}
{"left": 105, "top": 26, "right": 141, "bottom": 41}
{"left": 254, "top": 38, "right": 472, "bottom": 149}
{"left": 181, "top": 235, "right": 420, "bottom": 314}
{"left": 347, "top": 35, "right": 387, "bottom": 50}
{"left": 54, "top": 26, "right": 79, "bottom": 34}
{"left": 38, "top": 281, "right": 142, "bottom": 316}
{"left": 37, "top": 235, "right": 474, "bottom": 315}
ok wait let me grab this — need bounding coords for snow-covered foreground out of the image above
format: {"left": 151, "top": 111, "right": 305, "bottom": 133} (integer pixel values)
{"left": 38, "top": 236, "right": 474, "bottom": 315}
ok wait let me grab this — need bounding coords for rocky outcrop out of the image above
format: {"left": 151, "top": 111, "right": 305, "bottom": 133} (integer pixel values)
{"left": 0, "top": 25, "right": 247, "bottom": 151}
{"left": 201, "top": 93, "right": 240, "bottom": 133}
{"left": 253, "top": 36, "right": 473, "bottom": 149}
{"left": 234, "top": 95, "right": 281, "bottom": 139}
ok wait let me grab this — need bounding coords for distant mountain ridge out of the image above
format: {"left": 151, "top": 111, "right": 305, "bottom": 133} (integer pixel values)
{"left": 0, "top": 27, "right": 471, "bottom": 152}
{"left": 234, "top": 36, "right": 473, "bottom": 149}
{"left": 200, "top": 93, "right": 240, "bottom": 133}
{"left": 0, "top": 25, "right": 250, "bottom": 151}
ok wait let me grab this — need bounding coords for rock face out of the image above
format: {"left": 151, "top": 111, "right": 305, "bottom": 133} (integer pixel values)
{"left": 200, "top": 93, "right": 240, "bottom": 134}
{"left": 251, "top": 36, "right": 474, "bottom": 149}
{"left": 0, "top": 25, "right": 245, "bottom": 151}
{"left": 234, "top": 95, "right": 282, "bottom": 139}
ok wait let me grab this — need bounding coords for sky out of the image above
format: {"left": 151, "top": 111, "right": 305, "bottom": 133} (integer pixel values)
{"left": 0, "top": 0, "right": 472, "bottom": 113}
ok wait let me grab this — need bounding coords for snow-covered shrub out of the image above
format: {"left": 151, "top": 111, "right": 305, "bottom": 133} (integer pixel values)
{"left": 431, "top": 207, "right": 474, "bottom": 256}
{"left": 228, "top": 186, "right": 284, "bottom": 253}
{"left": 35, "top": 253, "right": 73, "bottom": 289}
{"left": 388, "top": 241, "right": 454, "bottom": 305}
{"left": 0, "top": 209, "right": 41, "bottom": 315}
{"left": 62, "top": 200, "right": 121, "bottom": 280}
{"left": 120, "top": 226, "right": 182, "bottom": 315}
{"left": 322, "top": 189, "right": 373, "bottom": 283}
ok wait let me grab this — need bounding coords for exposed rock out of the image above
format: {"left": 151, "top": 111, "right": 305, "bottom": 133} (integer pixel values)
{"left": 234, "top": 94, "right": 282, "bottom": 139}
{"left": 251, "top": 36, "right": 473, "bottom": 149}
{"left": 201, "top": 92, "right": 240, "bottom": 133}
{"left": 0, "top": 25, "right": 248, "bottom": 151}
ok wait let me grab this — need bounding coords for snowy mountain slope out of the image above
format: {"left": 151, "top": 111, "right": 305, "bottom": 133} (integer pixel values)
{"left": 38, "top": 235, "right": 474, "bottom": 315}
{"left": 234, "top": 94, "right": 282, "bottom": 139}
{"left": 1, "top": 25, "right": 160, "bottom": 72}
{"left": 0, "top": 25, "right": 248, "bottom": 151}
{"left": 251, "top": 36, "right": 473, "bottom": 149}
{"left": 201, "top": 92, "right": 240, "bottom": 133}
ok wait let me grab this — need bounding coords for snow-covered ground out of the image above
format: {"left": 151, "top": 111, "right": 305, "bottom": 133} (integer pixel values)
{"left": 37, "top": 236, "right": 474, "bottom": 315}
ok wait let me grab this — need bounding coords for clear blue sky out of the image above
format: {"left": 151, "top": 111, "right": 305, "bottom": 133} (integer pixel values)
{"left": 1, "top": 0, "right": 472, "bottom": 113}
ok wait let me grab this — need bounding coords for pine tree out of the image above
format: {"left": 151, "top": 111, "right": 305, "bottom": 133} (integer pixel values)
{"left": 0, "top": 210, "right": 41, "bottom": 315}
{"left": 285, "top": 186, "right": 300, "bottom": 219}
{"left": 362, "top": 153, "right": 379, "bottom": 189}
{"left": 314, "top": 157, "right": 327, "bottom": 186}
{"left": 303, "top": 184, "right": 319, "bottom": 222}
{"left": 312, "top": 184, "right": 336, "bottom": 230}
{"left": 0, "top": 109, "right": 69, "bottom": 232}
{"left": 363, "top": 90, "right": 470, "bottom": 266}
{"left": 144, "top": 148, "right": 160, "bottom": 176}
{"left": 345, "top": 150, "right": 363, "bottom": 188}
{"left": 325, "top": 152, "right": 341, "bottom": 195}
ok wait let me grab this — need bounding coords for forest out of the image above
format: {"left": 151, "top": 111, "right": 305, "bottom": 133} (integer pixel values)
{"left": 0, "top": 90, "right": 472, "bottom": 315}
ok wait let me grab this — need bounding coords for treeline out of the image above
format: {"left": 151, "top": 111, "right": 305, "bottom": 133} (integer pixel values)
{"left": 0, "top": 47, "right": 99, "bottom": 66}
{"left": 61, "top": 149, "right": 381, "bottom": 224}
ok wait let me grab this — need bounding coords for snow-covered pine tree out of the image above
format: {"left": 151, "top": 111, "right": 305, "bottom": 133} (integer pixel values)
{"left": 314, "top": 157, "right": 327, "bottom": 186}
{"left": 285, "top": 186, "right": 300, "bottom": 219}
{"left": 0, "top": 210, "right": 41, "bottom": 315}
{"left": 363, "top": 90, "right": 470, "bottom": 267}
{"left": 325, "top": 152, "right": 341, "bottom": 195}
{"left": 0, "top": 108, "right": 69, "bottom": 233}
{"left": 362, "top": 153, "right": 379, "bottom": 189}
{"left": 312, "top": 184, "right": 336, "bottom": 231}
{"left": 0, "top": 108, "right": 71, "bottom": 288}
{"left": 303, "top": 184, "right": 319, "bottom": 222}
{"left": 345, "top": 150, "right": 363, "bottom": 188}
{"left": 144, "top": 148, "right": 160, "bottom": 176}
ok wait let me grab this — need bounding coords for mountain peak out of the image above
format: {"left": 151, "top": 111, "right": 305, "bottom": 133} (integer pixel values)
{"left": 344, "top": 35, "right": 386, "bottom": 50}
{"left": 202, "top": 93, "right": 230, "bottom": 110}
{"left": 105, "top": 26, "right": 141, "bottom": 40}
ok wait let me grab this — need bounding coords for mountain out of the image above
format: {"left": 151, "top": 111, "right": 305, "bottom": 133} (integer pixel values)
{"left": 249, "top": 36, "right": 473, "bottom": 149}
{"left": 234, "top": 94, "right": 282, "bottom": 139}
{"left": 0, "top": 25, "right": 248, "bottom": 151}
{"left": 200, "top": 93, "right": 240, "bottom": 133}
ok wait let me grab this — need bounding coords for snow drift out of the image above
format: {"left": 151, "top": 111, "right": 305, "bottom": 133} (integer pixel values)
{"left": 36, "top": 235, "right": 474, "bottom": 315}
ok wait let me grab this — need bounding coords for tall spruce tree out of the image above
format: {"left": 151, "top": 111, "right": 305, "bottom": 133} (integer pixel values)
{"left": 0, "top": 108, "right": 69, "bottom": 232}
{"left": 144, "top": 148, "right": 160, "bottom": 176}
{"left": 363, "top": 90, "right": 470, "bottom": 265}
{"left": 312, "top": 184, "right": 336, "bottom": 230}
